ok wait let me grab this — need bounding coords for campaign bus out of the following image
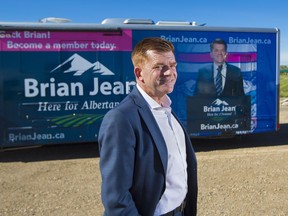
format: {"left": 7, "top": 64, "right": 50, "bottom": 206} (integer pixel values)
{"left": 0, "top": 18, "right": 280, "bottom": 147}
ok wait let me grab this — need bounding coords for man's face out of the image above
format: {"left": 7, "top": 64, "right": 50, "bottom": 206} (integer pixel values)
{"left": 135, "top": 50, "right": 177, "bottom": 101}
{"left": 210, "top": 43, "right": 227, "bottom": 64}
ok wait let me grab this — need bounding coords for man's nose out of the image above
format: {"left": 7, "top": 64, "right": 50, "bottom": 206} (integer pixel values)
{"left": 164, "top": 70, "right": 176, "bottom": 78}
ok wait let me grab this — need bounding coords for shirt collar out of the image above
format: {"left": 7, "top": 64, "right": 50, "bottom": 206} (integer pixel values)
{"left": 214, "top": 62, "right": 226, "bottom": 70}
{"left": 136, "top": 84, "right": 172, "bottom": 110}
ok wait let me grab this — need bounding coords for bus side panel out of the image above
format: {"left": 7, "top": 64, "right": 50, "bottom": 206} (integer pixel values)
{"left": 0, "top": 27, "right": 279, "bottom": 147}
{"left": 0, "top": 30, "right": 134, "bottom": 147}
{"left": 132, "top": 29, "right": 278, "bottom": 137}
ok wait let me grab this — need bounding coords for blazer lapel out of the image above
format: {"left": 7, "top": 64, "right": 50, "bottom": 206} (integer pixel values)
{"left": 222, "top": 65, "right": 232, "bottom": 93}
{"left": 130, "top": 87, "right": 168, "bottom": 174}
{"left": 210, "top": 65, "right": 217, "bottom": 94}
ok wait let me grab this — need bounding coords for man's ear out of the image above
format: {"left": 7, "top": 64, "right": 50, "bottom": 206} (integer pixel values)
{"left": 134, "top": 67, "right": 143, "bottom": 81}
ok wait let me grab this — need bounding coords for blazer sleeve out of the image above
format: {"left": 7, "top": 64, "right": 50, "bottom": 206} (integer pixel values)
{"left": 195, "top": 67, "right": 216, "bottom": 96}
{"left": 99, "top": 109, "right": 140, "bottom": 216}
{"left": 224, "top": 65, "right": 245, "bottom": 96}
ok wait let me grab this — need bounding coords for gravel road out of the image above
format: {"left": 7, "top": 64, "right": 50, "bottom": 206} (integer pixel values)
{"left": 0, "top": 100, "right": 287, "bottom": 216}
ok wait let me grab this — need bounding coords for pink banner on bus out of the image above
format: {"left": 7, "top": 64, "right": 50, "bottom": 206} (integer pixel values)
{"left": 178, "top": 52, "right": 257, "bottom": 63}
{"left": 0, "top": 30, "right": 132, "bottom": 51}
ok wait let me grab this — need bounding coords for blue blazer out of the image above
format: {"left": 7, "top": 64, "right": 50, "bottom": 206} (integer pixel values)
{"left": 195, "top": 63, "right": 245, "bottom": 96}
{"left": 99, "top": 87, "right": 198, "bottom": 216}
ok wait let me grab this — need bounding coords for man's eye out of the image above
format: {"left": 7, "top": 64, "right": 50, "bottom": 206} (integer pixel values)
{"left": 154, "top": 64, "right": 177, "bottom": 71}
{"left": 170, "top": 63, "right": 177, "bottom": 69}
{"left": 154, "top": 65, "right": 164, "bottom": 71}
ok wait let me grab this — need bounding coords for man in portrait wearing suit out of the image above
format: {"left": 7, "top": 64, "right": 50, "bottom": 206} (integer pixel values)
{"left": 195, "top": 38, "right": 245, "bottom": 97}
{"left": 99, "top": 38, "right": 198, "bottom": 216}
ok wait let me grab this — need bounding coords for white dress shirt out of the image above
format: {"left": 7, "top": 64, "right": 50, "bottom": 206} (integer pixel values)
{"left": 136, "top": 85, "right": 188, "bottom": 215}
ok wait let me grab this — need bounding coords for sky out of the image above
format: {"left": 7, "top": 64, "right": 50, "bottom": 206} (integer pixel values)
{"left": 0, "top": 0, "right": 287, "bottom": 65}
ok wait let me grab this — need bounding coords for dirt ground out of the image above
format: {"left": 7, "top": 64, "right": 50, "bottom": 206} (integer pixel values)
{"left": 1, "top": 100, "right": 287, "bottom": 216}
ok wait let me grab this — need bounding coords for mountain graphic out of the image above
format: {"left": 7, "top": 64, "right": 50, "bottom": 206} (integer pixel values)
{"left": 211, "top": 99, "right": 229, "bottom": 106}
{"left": 50, "top": 53, "right": 114, "bottom": 76}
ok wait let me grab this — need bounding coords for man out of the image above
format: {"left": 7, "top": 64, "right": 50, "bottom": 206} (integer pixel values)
{"left": 195, "top": 38, "right": 245, "bottom": 96}
{"left": 99, "top": 38, "right": 198, "bottom": 216}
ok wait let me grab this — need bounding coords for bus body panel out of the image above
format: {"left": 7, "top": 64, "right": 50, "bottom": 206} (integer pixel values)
{"left": 0, "top": 21, "right": 279, "bottom": 147}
